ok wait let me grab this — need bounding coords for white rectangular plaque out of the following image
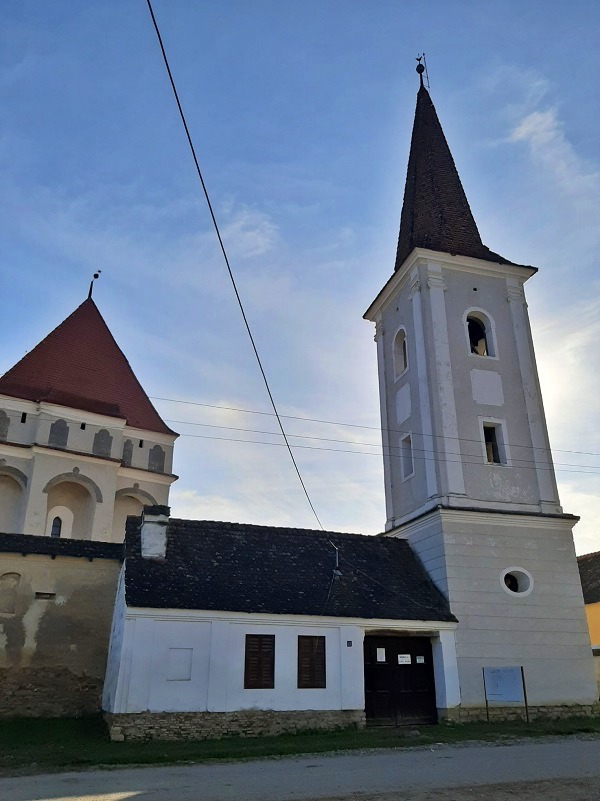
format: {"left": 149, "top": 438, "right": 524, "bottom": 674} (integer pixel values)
{"left": 397, "top": 654, "right": 411, "bottom": 665}
{"left": 376, "top": 647, "right": 386, "bottom": 662}
{"left": 483, "top": 666, "right": 523, "bottom": 703}
{"left": 416, "top": 655, "right": 425, "bottom": 664}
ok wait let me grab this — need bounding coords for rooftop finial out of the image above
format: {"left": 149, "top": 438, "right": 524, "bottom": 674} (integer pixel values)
{"left": 416, "top": 55, "right": 425, "bottom": 87}
{"left": 88, "top": 270, "right": 102, "bottom": 299}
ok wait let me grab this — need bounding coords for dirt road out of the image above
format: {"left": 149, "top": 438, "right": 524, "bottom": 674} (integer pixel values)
{"left": 0, "top": 737, "right": 598, "bottom": 801}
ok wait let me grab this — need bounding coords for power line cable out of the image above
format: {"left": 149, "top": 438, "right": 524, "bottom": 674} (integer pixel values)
{"left": 145, "top": 0, "right": 324, "bottom": 529}
{"left": 150, "top": 396, "right": 600, "bottom": 459}
{"left": 166, "top": 418, "right": 599, "bottom": 470}
{"left": 173, "top": 430, "right": 600, "bottom": 476}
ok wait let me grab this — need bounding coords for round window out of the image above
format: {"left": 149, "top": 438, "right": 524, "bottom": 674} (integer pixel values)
{"left": 501, "top": 567, "right": 533, "bottom": 596}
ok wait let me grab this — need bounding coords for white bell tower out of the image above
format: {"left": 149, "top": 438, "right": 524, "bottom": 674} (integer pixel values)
{"left": 364, "top": 68, "right": 597, "bottom": 719}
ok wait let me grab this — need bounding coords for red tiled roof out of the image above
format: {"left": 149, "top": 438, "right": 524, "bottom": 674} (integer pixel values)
{"left": 395, "top": 85, "right": 523, "bottom": 270}
{"left": 0, "top": 299, "right": 176, "bottom": 436}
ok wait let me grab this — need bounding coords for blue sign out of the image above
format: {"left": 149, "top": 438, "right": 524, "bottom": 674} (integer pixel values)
{"left": 483, "top": 666, "right": 524, "bottom": 703}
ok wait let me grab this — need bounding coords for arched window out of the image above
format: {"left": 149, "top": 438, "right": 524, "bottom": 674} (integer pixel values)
{"left": 49, "top": 419, "right": 69, "bottom": 449}
{"left": 0, "top": 410, "right": 9, "bottom": 441}
{"left": 122, "top": 439, "right": 133, "bottom": 468}
{"left": 393, "top": 328, "right": 408, "bottom": 379}
{"left": 465, "top": 310, "right": 496, "bottom": 358}
{"left": 0, "top": 572, "right": 20, "bottom": 615}
{"left": 50, "top": 516, "right": 62, "bottom": 538}
{"left": 148, "top": 445, "right": 166, "bottom": 473}
{"left": 92, "top": 429, "right": 113, "bottom": 458}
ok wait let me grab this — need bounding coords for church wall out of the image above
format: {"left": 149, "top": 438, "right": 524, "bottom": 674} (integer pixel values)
{"left": 397, "top": 508, "right": 597, "bottom": 711}
{"left": 376, "top": 270, "right": 435, "bottom": 526}
{"left": 0, "top": 550, "right": 120, "bottom": 717}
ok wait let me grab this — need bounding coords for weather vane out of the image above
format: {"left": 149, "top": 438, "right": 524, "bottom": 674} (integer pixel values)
{"left": 416, "top": 53, "right": 430, "bottom": 89}
{"left": 88, "top": 270, "right": 102, "bottom": 299}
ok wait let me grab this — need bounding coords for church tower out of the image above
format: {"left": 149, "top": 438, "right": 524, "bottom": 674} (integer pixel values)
{"left": 364, "top": 68, "right": 597, "bottom": 717}
{"left": 0, "top": 298, "right": 178, "bottom": 542}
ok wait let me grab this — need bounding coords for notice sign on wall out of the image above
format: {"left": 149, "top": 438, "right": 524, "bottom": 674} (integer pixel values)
{"left": 397, "top": 654, "right": 411, "bottom": 665}
{"left": 483, "top": 666, "right": 524, "bottom": 703}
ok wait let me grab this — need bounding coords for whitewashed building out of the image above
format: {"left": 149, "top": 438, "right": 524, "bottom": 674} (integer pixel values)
{"left": 101, "top": 70, "right": 597, "bottom": 739}
{"left": 0, "top": 298, "right": 178, "bottom": 543}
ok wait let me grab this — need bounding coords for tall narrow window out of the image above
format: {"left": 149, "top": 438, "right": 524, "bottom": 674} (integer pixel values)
{"left": 465, "top": 311, "right": 496, "bottom": 357}
{"left": 48, "top": 419, "right": 69, "bottom": 449}
{"left": 393, "top": 328, "right": 408, "bottom": 379}
{"left": 122, "top": 439, "right": 133, "bottom": 468}
{"left": 400, "top": 433, "right": 414, "bottom": 479}
{"left": 92, "top": 429, "right": 113, "bottom": 458}
{"left": 298, "top": 636, "right": 326, "bottom": 689}
{"left": 483, "top": 423, "right": 506, "bottom": 465}
{"left": 50, "top": 517, "right": 62, "bottom": 538}
{"left": 467, "top": 316, "right": 488, "bottom": 355}
{"left": 244, "top": 634, "right": 275, "bottom": 689}
{"left": 0, "top": 411, "right": 9, "bottom": 441}
{"left": 148, "top": 445, "right": 166, "bottom": 473}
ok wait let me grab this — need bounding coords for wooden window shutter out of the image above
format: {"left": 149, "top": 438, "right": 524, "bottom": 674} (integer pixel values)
{"left": 244, "top": 634, "right": 275, "bottom": 689}
{"left": 297, "top": 636, "right": 326, "bottom": 689}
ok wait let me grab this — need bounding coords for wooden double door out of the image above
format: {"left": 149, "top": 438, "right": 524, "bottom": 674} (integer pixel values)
{"left": 364, "top": 636, "right": 437, "bottom": 725}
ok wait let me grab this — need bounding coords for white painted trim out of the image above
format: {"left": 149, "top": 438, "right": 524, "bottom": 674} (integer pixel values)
{"left": 117, "top": 466, "right": 177, "bottom": 485}
{"left": 387, "top": 505, "right": 578, "bottom": 539}
{"left": 501, "top": 566, "right": 534, "bottom": 597}
{"left": 506, "top": 276, "right": 561, "bottom": 508}
{"left": 374, "top": 314, "right": 394, "bottom": 526}
{"left": 463, "top": 307, "right": 499, "bottom": 360}
{"left": 392, "top": 325, "right": 409, "bottom": 381}
{"left": 410, "top": 269, "right": 437, "bottom": 499}
{"left": 38, "top": 402, "right": 127, "bottom": 429}
{"left": 364, "top": 249, "right": 536, "bottom": 321}
{"left": 478, "top": 416, "right": 512, "bottom": 467}
{"left": 124, "top": 607, "right": 457, "bottom": 631}
{"left": 400, "top": 431, "right": 415, "bottom": 481}
{"left": 426, "top": 264, "right": 465, "bottom": 496}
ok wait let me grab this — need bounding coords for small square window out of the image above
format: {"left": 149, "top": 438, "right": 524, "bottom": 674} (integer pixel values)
{"left": 80, "top": 423, "right": 86, "bottom": 430}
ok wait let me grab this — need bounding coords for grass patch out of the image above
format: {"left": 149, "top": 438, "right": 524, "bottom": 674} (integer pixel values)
{"left": 1, "top": 715, "right": 599, "bottom": 777}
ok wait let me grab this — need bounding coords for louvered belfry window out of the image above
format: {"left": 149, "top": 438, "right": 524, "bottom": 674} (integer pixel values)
{"left": 297, "top": 635, "right": 326, "bottom": 689}
{"left": 244, "top": 634, "right": 275, "bottom": 689}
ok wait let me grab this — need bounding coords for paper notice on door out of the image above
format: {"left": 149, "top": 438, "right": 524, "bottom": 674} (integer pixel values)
{"left": 397, "top": 654, "right": 411, "bottom": 665}
{"left": 416, "top": 656, "right": 425, "bottom": 664}
{"left": 376, "top": 648, "right": 386, "bottom": 662}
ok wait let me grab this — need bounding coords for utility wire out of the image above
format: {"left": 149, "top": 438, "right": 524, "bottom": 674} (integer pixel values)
{"left": 145, "top": 0, "right": 324, "bottom": 529}
{"left": 166, "top": 418, "right": 600, "bottom": 470}
{"left": 173, "top": 430, "right": 600, "bottom": 476}
{"left": 149, "top": 396, "right": 600, "bottom": 460}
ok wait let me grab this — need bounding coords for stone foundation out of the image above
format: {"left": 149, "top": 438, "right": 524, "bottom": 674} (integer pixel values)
{"left": 0, "top": 667, "right": 103, "bottom": 718}
{"left": 105, "top": 709, "right": 366, "bottom": 741}
{"left": 439, "top": 703, "right": 600, "bottom": 723}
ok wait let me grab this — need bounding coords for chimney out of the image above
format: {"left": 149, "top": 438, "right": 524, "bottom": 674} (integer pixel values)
{"left": 140, "top": 505, "right": 170, "bottom": 560}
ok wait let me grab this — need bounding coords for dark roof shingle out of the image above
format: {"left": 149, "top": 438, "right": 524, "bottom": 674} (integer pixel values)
{"left": 395, "top": 85, "right": 527, "bottom": 270}
{"left": 0, "top": 532, "right": 123, "bottom": 561}
{"left": 578, "top": 550, "right": 600, "bottom": 605}
{"left": 124, "top": 518, "right": 455, "bottom": 622}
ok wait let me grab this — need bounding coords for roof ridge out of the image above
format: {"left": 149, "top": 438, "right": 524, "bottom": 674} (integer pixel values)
{"left": 0, "top": 298, "right": 176, "bottom": 436}
{"left": 167, "top": 518, "right": 387, "bottom": 540}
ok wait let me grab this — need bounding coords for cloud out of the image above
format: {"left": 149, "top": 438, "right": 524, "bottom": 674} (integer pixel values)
{"left": 510, "top": 107, "right": 600, "bottom": 208}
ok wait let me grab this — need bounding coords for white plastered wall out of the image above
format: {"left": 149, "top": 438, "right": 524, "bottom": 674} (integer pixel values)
{"left": 103, "top": 604, "right": 458, "bottom": 716}
{"left": 392, "top": 508, "right": 598, "bottom": 707}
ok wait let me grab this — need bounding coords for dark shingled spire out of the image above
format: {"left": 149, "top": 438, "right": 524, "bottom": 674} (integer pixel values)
{"left": 395, "top": 84, "right": 515, "bottom": 270}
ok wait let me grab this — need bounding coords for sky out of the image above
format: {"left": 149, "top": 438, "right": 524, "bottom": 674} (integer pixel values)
{"left": 1, "top": 1, "right": 599, "bottom": 554}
